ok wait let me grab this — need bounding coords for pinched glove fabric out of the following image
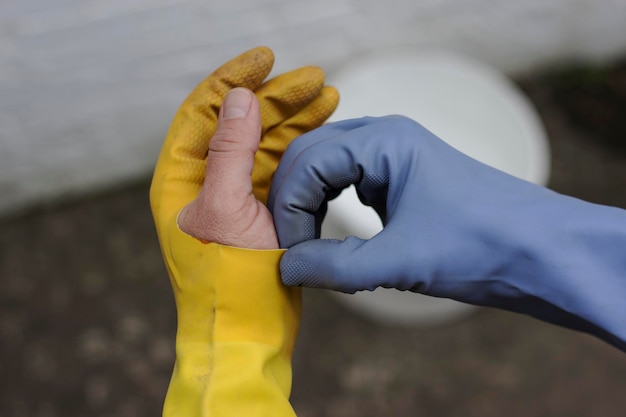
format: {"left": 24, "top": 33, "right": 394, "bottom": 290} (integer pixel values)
{"left": 150, "top": 47, "right": 338, "bottom": 416}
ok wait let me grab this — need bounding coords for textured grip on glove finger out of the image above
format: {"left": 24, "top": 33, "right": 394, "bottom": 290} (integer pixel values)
{"left": 254, "top": 85, "right": 339, "bottom": 204}
{"left": 150, "top": 46, "right": 339, "bottom": 225}
{"left": 281, "top": 259, "right": 320, "bottom": 287}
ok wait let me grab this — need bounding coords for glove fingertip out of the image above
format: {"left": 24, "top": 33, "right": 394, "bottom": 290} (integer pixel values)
{"left": 253, "top": 45, "right": 274, "bottom": 60}
{"left": 321, "top": 84, "right": 339, "bottom": 97}
{"left": 297, "top": 65, "right": 325, "bottom": 84}
{"left": 280, "top": 239, "right": 349, "bottom": 289}
{"left": 280, "top": 258, "right": 322, "bottom": 288}
{"left": 317, "top": 85, "right": 340, "bottom": 119}
{"left": 249, "top": 46, "right": 275, "bottom": 76}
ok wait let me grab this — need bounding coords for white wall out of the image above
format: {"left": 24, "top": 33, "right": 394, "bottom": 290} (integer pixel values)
{"left": 2, "top": 0, "right": 626, "bottom": 214}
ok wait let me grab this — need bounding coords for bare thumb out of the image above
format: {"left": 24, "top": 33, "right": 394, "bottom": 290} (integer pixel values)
{"left": 205, "top": 88, "right": 262, "bottom": 193}
{"left": 178, "top": 87, "right": 262, "bottom": 239}
{"left": 205, "top": 88, "right": 261, "bottom": 181}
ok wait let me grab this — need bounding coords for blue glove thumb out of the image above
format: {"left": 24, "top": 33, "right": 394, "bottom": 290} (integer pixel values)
{"left": 280, "top": 236, "right": 391, "bottom": 291}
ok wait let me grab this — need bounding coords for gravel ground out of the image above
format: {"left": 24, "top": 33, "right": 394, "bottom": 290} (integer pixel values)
{"left": 1, "top": 61, "right": 626, "bottom": 417}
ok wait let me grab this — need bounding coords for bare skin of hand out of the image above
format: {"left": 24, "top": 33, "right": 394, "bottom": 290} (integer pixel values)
{"left": 177, "top": 88, "right": 279, "bottom": 250}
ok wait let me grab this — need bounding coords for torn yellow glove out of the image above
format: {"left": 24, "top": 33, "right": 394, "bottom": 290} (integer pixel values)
{"left": 149, "top": 47, "right": 339, "bottom": 416}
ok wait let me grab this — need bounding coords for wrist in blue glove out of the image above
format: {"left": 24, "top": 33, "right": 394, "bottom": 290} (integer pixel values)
{"left": 269, "top": 116, "right": 626, "bottom": 351}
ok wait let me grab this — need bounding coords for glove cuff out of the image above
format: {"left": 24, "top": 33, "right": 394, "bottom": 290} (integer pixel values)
{"left": 163, "top": 232, "right": 301, "bottom": 416}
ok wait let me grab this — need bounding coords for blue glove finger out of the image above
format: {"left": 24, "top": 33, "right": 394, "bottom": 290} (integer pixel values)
{"left": 269, "top": 117, "right": 376, "bottom": 247}
{"left": 270, "top": 116, "right": 433, "bottom": 248}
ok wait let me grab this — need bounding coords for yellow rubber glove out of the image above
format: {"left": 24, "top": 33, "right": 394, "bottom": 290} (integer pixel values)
{"left": 149, "top": 47, "right": 339, "bottom": 416}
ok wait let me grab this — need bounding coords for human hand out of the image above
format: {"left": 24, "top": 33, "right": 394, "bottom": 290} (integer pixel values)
{"left": 150, "top": 47, "right": 339, "bottom": 416}
{"left": 151, "top": 47, "right": 338, "bottom": 251}
{"left": 176, "top": 87, "right": 279, "bottom": 249}
{"left": 269, "top": 116, "right": 626, "bottom": 350}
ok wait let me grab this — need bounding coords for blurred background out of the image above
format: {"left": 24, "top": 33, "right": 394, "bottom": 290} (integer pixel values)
{"left": 2, "top": 0, "right": 626, "bottom": 416}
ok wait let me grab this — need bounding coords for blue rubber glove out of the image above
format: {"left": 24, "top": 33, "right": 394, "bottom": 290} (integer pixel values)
{"left": 268, "top": 116, "right": 626, "bottom": 351}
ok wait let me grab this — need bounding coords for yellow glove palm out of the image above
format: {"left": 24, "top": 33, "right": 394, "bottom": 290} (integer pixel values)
{"left": 150, "top": 47, "right": 338, "bottom": 416}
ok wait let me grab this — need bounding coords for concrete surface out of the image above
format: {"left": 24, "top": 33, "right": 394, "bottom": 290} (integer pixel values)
{"left": 1, "top": 62, "right": 626, "bottom": 416}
